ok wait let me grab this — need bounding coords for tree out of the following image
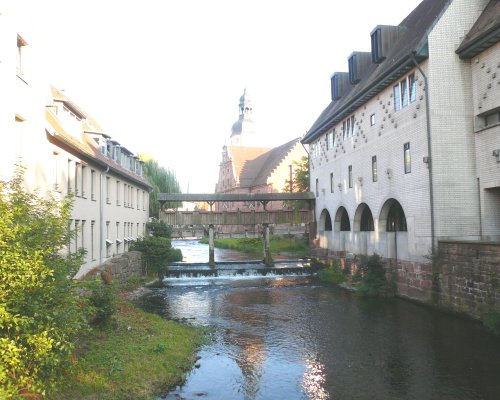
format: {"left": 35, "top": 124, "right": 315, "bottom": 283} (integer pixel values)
{"left": 140, "top": 155, "right": 182, "bottom": 218}
{"left": 283, "top": 156, "right": 310, "bottom": 209}
{"left": 0, "top": 168, "right": 88, "bottom": 399}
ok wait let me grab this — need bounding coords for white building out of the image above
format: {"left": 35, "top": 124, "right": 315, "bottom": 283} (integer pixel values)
{"left": 0, "top": 12, "right": 150, "bottom": 278}
{"left": 302, "top": 0, "right": 499, "bottom": 266}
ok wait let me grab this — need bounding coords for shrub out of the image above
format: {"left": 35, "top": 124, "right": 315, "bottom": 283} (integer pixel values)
{"left": 130, "top": 236, "right": 182, "bottom": 279}
{"left": 317, "top": 264, "right": 346, "bottom": 285}
{"left": 86, "top": 281, "right": 117, "bottom": 326}
{"left": 356, "top": 254, "right": 394, "bottom": 297}
{"left": 483, "top": 310, "right": 500, "bottom": 335}
{"left": 0, "top": 168, "right": 88, "bottom": 398}
{"left": 146, "top": 219, "right": 172, "bottom": 238}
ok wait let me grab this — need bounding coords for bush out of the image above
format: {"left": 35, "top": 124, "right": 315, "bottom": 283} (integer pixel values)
{"left": 317, "top": 264, "right": 346, "bottom": 285}
{"left": 130, "top": 236, "right": 182, "bottom": 279}
{"left": 86, "top": 281, "right": 117, "bottom": 326}
{"left": 356, "top": 254, "right": 394, "bottom": 297}
{"left": 0, "top": 168, "right": 88, "bottom": 398}
{"left": 146, "top": 219, "right": 172, "bottom": 238}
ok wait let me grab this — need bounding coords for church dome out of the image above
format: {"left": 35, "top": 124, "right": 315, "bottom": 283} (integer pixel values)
{"left": 231, "top": 118, "right": 255, "bottom": 136}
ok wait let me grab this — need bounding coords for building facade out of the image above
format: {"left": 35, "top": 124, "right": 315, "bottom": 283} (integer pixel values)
{"left": 215, "top": 89, "right": 307, "bottom": 213}
{"left": 302, "top": 0, "right": 499, "bottom": 266}
{"left": 0, "top": 14, "right": 150, "bottom": 278}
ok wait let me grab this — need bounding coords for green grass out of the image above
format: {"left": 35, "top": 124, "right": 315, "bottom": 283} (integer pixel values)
{"left": 199, "top": 236, "right": 310, "bottom": 258}
{"left": 317, "top": 266, "right": 347, "bottom": 285}
{"left": 47, "top": 299, "right": 208, "bottom": 400}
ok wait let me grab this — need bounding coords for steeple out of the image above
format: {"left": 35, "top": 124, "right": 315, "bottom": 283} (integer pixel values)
{"left": 230, "top": 88, "right": 255, "bottom": 146}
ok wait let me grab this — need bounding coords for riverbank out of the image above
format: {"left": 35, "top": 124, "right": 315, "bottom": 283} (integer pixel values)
{"left": 199, "top": 236, "right": 310, "bottom": 258}
{"left": 47, "top": 285, "right": 208, "bottom": 400}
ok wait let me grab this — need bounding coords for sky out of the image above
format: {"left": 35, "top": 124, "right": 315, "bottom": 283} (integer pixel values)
{"left": 13, "top": 0, "right": 422, "bottom": 193}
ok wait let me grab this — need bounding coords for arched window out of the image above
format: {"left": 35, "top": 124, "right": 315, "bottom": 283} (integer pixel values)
{"left": 360, "top": 207, "right": 374, "bottom": 231}
{"left": 319, "top": 209, "right": 332, "bottom": 232}
{"left": 387, "top": 201, "right": 407, "bottom": 231}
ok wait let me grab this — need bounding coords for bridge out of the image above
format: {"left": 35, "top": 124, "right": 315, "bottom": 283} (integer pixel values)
{"left": 158, "top": 192, "right": 316, "bottom": 266}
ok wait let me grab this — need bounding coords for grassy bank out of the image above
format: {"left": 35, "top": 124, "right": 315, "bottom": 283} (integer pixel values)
{"left": 199, "top": 236, "right": 310, "bottom": 258}
{"left": 47, "top": 294, "right": 207, "bottom": 400}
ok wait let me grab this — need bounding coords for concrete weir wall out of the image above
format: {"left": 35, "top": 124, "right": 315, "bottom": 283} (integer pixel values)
{"left": 313, "top": 241, "right": 500, "bottom": 320}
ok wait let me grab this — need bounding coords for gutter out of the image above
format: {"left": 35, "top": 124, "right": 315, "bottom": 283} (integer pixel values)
{"left": 410, "top": 52, "right": 436, "bottom": 254}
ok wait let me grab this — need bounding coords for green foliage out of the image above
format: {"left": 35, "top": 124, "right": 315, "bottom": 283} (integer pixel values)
{"left": 146, "top": 219, "right": 172, "bottom": 238}
{"left": 483, "top": 310, "right": 500, "bottom": 335}
{"left": 0, "top": 168, "right": 88, "bottom": 399}
{"left": 317, "top": 264, "right": 346, "bottom": 285}
{"left": 85, "top": 281, "right": 117, "bottom": 326}
{"left": 140, "top": 156, "right": 182, "bottom": 218}
{"left": 130, "top": 236, "right": 182, "bottom": 279}
{"left": 356, "top": 254, "right": 394, "bottom": 297}
{"left": 283, "top": 156, "right": 310, "bottom": 209}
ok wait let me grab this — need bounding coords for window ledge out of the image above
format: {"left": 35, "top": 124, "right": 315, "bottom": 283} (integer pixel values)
{"left": 475, "top": 122, "right": 500, "bottom": 134}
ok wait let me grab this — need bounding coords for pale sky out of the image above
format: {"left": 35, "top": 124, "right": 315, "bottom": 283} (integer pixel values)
{"left": 13, "top": 0, "right": 422, "bottom": 193}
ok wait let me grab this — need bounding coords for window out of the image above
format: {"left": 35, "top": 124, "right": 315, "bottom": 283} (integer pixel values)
{"left": 477, "top": 108, "right": 500, "bottom": 130}
{"left": 81, "top": 165, "right": 86, "bottom": 197}
{"left": 74, "top": 162, "right": 81, "bottom": 196}
{"left": 137, "top": 189, "right": 140, "bottom": 209}
{"left": 74, "top": 220, "right": 80, "bottom": 251}
{"left": 330, "top": 172, "right": 334, "bottom": 193}
{"left": 124, "top": 185, "right": 127, "bottom": 207}
{"left": 315, "top": 178, "right": 319, "bottom": 197}
{"left": 393, "top": 84, "right": 401, "bottom": 112}
{"left": 404, "top": 142, "right": 411, "bottom": 174}
{"left": 372, "top": 156, "right": 378, "bottom": 182}
{"left": 348, "top": 165, "right": 353, "bottom": 188}
{"left": 116, "top": 181, "right": 121, "bottom": 205}
{"left": 67, "top": 159, "right": 73, "bottom": 193}
{"left": 53, "top": 151, "right": 60, "bottom": 191}
{"left": 91, "top": 170, "right": 96, "bottom": 200}
{"left": 106, "top": 221, "right": 111, "bottom": 257}
{"left": 16, "top": 35, "right": 27, "bottom": 78}
{"left": 409, "top": 74, "right": 417, "bottom": 103}
{"left": 371, "top": 27, "right": 384, "bottom": 64}
{"left": 370, "top": 114, "right": 375, "bottom": 126}
{"left": 342, "top": 116, "right": 355, "bottom": 140}
{"left": 326, "top": 132, "right": 330, "bottom": 150}
{"left": 91, "top": 220, "right": 95, "bottom": 260}
{"left": 116, "top": 222, "right": 120, "bottom": 252}
{"left": 394, "top": 73, "right": 416, "bottom": 111}
{"left": 106, "top": 177, "right": 111, "bottom": 203}
{"left": 81, "top": 220, "right": 86, "bottom": 253}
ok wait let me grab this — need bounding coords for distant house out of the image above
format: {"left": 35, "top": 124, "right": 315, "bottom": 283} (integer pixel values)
{"left": 0, "top": 12, "right": 150, "bottom": 278}
{"left": 215, "top": 89, "right": 307, "bottom": 213}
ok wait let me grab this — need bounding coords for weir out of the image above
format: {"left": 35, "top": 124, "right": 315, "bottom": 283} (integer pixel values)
{"left": 158, "top": 192, "right": 316, "bottom": 266}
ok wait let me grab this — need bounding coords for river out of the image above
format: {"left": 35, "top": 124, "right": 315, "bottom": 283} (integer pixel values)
{"left": 135, "top": 240, "right": 500, "bottom": 400}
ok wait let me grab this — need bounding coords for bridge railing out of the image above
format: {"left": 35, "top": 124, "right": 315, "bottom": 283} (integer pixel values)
{"left": 160, "top": 209, "right": 313, "bottom": 226}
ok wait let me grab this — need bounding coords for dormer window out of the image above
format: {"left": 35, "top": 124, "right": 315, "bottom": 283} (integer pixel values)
{"left": 371, "top": 28, "right": 383, "bottom": 64}
{"left": 331, "top": 72, "right": 349, "bottom": 101}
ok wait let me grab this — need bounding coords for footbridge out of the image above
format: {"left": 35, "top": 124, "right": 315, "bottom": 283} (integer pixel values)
{"left": 158, "top": 192, "right": 316, "bottom": 266}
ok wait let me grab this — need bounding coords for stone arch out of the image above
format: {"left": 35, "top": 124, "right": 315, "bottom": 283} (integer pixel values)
{"left": 379, "top": 198, "right": 407, "bottom": 232}
{"left": 354, "top": 203, "right": 375, "bottom": 231}
{"left": 334, "top": 206, "right": 351, "bottom": 232}
{"left": 319, "top": 208, "right": 332, "bottom": 232}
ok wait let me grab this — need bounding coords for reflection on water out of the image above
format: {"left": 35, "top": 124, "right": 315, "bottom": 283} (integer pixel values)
{"left": 134, "top": 241, "right": 500, "bottom": 400}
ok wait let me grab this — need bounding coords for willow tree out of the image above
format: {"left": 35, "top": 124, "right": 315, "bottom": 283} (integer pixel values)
{"left": 140, "top": 155, "right": 182, "bottom": 218}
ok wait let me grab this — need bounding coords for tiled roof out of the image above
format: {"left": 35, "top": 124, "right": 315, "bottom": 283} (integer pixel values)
{"left": 239, "top": 138, "right": 301, "bottom": 188}
{"left": 45, "top": 108, "right": 150, "bottom": 189}
{"left": 456, "top": 0, "right": 500, "bottom": 59}
{"left": 302, "top": 0, "right": 451, "bottom": 143}
{"left": 227, "top": 146, "right": 271, "bottom": 180}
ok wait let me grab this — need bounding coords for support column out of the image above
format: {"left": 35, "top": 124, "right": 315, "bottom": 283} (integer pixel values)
{"left": 208, "top": 224, "right": 215, "bottom": 267}
{"left": 263, "top": 223, "right": 273, "bottom": 267}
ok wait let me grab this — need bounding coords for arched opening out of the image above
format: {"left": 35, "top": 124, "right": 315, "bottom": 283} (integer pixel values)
{"left": 387, "top": 201, "right": 407, "bottom": 232}
{"left": 361, "top": 207, "right": 374, "bottom": 231}
{"left": 335, "top": 206, "right": 351, "bottom": 232}
{"left": 319, "top": 209, "right": 332, "bottom": 232}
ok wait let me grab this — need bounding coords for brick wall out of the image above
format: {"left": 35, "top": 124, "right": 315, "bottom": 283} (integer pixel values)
{"left": 436, "top": 241, "right": 500, "bottom": 319}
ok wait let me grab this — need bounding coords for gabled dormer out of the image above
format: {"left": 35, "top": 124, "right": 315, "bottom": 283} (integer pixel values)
{"left": 330, "top": 72, "right": 350, "bottom": 101}
{"left": 370, "top": 25, "right": 406, "bottom": 64}
{"left": 348, "top": 52, "right": 372, "bottom": 84}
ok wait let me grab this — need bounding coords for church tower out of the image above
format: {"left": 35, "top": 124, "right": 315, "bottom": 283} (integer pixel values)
{"left": 230, "top": 88, "right": 256, "bottom": 146}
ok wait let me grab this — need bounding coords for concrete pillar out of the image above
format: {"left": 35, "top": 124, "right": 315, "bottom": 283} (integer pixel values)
{"left": 263, "top": 223, "right": 273, "bottom": 267}
{"left": 208, "top": 224, "right": 215, "bottom": 267}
